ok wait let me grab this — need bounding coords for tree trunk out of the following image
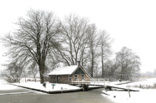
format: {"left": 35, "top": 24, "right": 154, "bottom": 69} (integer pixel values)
{"left": 33, "top": 75, "right": 36, "bottom": 82}
{"left": 39, "top": 61, "right": 45, "bottom": 83}
{"left": 101, "top": 46, "right": 105, "bottom": 78}
{"left": 90, "top": 49, "right": 94, "bottom": 77}
{"left": 39, "top": 67, "right": 44, "bottom": 83}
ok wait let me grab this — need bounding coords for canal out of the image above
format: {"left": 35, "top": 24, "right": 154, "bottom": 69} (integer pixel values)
{"left": 0, "top": 88, "right": 114, "bottom": 103}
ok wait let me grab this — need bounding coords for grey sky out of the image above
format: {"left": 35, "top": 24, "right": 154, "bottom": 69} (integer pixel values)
{"left": 0, "top": 0, "right": 156, "bottom": 73}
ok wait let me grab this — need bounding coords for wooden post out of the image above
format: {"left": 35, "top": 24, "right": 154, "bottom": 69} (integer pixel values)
{"left": 128, "top": 89, "right": 131, "bottom": 98}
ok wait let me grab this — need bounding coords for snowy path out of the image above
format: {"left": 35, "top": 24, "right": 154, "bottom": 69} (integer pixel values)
{"left": 0, "top": 79, "right": 22, "bottom": 90}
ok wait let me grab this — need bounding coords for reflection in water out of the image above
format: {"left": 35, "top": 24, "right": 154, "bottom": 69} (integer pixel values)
{"left": 0, "top": 89, "right": 114, "bottom": 103}
{"left": 36, "top": 89, "right": 114, "bottom": 103}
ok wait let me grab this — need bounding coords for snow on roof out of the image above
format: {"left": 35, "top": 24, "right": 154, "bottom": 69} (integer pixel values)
{"left": 48, "top": 65, "right": 78, "bottom": 75}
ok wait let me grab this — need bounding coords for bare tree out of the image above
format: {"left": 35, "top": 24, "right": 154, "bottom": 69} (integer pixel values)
{"left": 115, "top": 47, "right": 140, "bottom": 80}
{"left": 3, "top": 61, "right": 23, "bottom": 83}
{"left": 153, "top": 69, "right": 156, "bottom": 77}
{"left": 28, "top": 61, "right": 38, "bottom": 82}
{"left": 86, "top": 24, "right": 98, "bottom": 77}
{"left": 55, "top": 15, "right": 90, "bottom": 66}
{"left": 3, "top": 10, "right": 60, "bottom": 83}
{"left": 98, "top": 31, "right": 111, "bottom": 77}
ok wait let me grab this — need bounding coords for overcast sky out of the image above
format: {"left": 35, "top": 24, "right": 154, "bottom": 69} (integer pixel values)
{"left": 0, "top": 0, "right": 156, "bottom": 73}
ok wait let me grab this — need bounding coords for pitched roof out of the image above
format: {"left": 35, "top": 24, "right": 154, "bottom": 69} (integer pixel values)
{"left": 48, "top": 65, "right": 78, "bottom": 75}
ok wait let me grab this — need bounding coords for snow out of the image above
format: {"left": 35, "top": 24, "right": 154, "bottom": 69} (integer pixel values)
{"left": 0, "top": 79, "right": 21, "bottom": 90}
{"left": 101, "top": 78, "right": 156, "bottom": 103}
{"left": 48, "top": 65, "right": 78, "bottom": 75}
{"left": 124, "top": 78, "right": 156, "bottom": 89}
{"left": 0, "top": 91, "right": 33, "bottom": 96}
{"left": 102, "top": 89, "right": 156, "bottom": 103}
{"left": 90, "top": 80, "right": 135, "bottom": 89}
{"left": 14, "top": 81, "right": 81, "bottom": 92}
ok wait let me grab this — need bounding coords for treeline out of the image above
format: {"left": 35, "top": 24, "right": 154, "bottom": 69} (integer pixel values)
{"left": 2, "top": 10, "right": 140, "bottom": 83}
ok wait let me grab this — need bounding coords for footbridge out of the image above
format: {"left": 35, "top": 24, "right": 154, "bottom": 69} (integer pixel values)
{"left": 71, "top": 80, "right": 139, "bottom": 92}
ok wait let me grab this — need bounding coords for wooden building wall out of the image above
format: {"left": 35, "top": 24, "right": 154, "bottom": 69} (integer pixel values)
{"left": 49, "top": 75, "right": 69, "bottom": 83}
{"left": 49, "top": 67, "right": 90, "bottom": 83}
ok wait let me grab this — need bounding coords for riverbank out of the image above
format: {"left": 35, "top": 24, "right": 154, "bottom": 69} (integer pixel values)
{"left": 0, "top": 88, "right": 113, "bottom": 103}
{"left": 13, "top": 82, "right": 103, "bottom": 94}
{"left": 101, "top": 78, "right": 156, "bottom": 103}
{"left": 102, "top": 89, "right": 156, "bottom": 103}
{"left": 13, "top": 82, "right": 82, "bottom": 94}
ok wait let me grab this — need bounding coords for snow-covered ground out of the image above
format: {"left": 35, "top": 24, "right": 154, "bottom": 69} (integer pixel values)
{"left": 102, "top": 89, "right": 156, "bottom": 103}
{"left": 90, "top": 80, "right": 129, "bottom": 86}
{"left": 0, "top": 79, "right": 20, "bottom": 90}
{"left": 125, "top": 78, "right": 156, "bottom": 89}
{"left": 102, "top": 78, "right": 156, "bottom": 103}
{"left": 1, "top": 76, "right": 156, "bottom": 103}
{"left": 14, "top": 82, "right": 81, "bottom": 92}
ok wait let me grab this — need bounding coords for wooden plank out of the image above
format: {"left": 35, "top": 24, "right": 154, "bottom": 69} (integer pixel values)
{"left": 71, "top": 81, "right": 139, "bottom": 92}
{"left": 105, "top": 85, "right": 139, "bottom": 92}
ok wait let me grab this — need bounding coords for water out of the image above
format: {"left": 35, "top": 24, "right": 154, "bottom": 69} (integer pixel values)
{"left": 0, "top": 89, "right": 114, "bottom": 103}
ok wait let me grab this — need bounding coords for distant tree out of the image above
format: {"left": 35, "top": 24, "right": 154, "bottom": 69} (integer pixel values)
{"left": 28, "top": 61, "right": 38, "bottom": 82}
{"left": 22, "top": 69, "right": 29, "bottom": 82}
{"left": 3, "top": 10, "right": 60, "bottom": 83}
{"left": 115, "top": 47, "right": 140, "bottom": 80}
{"left": 3, "top": 61, "right": 23, "bottom": 83}
{"left": 153, "top": 69, "right": 156, "bottom": 76}
{"left": 102, "top": 60, "right": 113, "bottom": 79}
{"left": 86, "top": 24, "right": 98, "bottom": 77}
{"left": 98, "top": 31, "right": 111, "bottom": 78}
